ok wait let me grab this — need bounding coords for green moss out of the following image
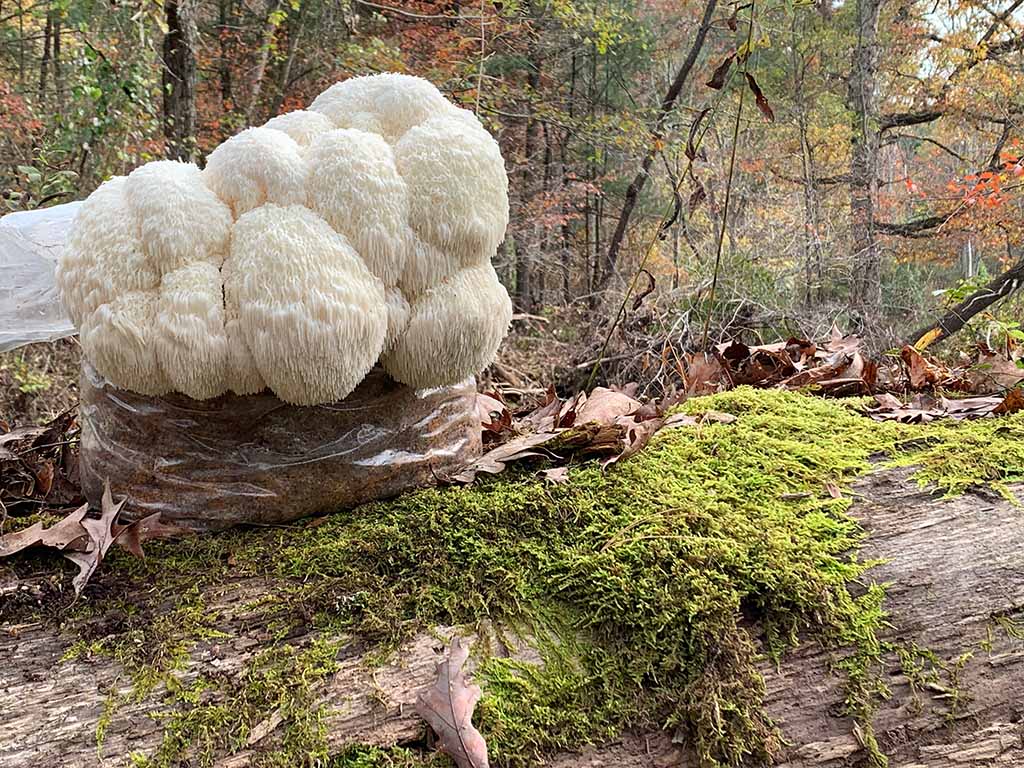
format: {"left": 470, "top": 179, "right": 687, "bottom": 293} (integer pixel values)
{"left": 138, "top": 637, "right": 344, "bottom": 768}
{"left": 31, "top": 387, "right": 1024, "bottom": 767}
{"left": 890, "top": 412, "right": 1024, "bottom": 499}
{"left": 326, "top": 746, "right": 438, "bottom": 767}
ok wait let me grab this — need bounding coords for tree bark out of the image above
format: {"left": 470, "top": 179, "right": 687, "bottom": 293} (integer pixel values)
{"left": 52, "top": 14, "right": 62, "bottom": 108}
{"left": 847, "top": 0, "right": 885, "bottom": 314}
{"left": 162, "top": 0, "right": 198, "bottom": 161}
{"left": 246, "top": 0, "right": 282, "bottom": 126}
{"left": 218, "top": 0, "right": 235, "bottom": 116}
{"left": 513, "top": 12, "right": 542, "bottom": 313}
{"left": 268, "top": 1, "right": 308, "bottom": 118}
{"left": 907, "top": 253, "right": 1024, "bottom": 348}
{"left": 2, "top": 467, "right": 1021, "bottom": 767}
{"left": 37, "top": 11, "right": 51, "bottom": 100}
{"left": 597, "top": 0, "right": 718, "bottom": 292}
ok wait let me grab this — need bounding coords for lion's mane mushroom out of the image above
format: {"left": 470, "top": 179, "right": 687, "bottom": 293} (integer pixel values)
{"left": 57, "top": 73, "right": 512, "bottom": 405}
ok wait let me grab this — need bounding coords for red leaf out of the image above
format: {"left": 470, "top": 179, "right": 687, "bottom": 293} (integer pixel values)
{"left": 744, "top": 73, "right": 774, "bottom": 122}
{"left": 707, "top": 55, "right": 735, "bottom": 89}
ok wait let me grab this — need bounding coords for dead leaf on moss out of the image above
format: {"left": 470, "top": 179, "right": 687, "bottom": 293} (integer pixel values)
{"left": 993, "top": 388, "right": 1024, "bottom": 415}
{"left": 539, "top": 467, "right": 570, "bottom": 484}
{"left": 0, "top": 479, "right": 188, "bottom": 594}
{"left": 901, "top": 345, "right": 949, "bottom": 390}
{"left": 451, "top": 432, "right": 560, "bottom": 483}
{"left": 684, "top": 352, "right": 729, "bottom": 395}
{"left": 0, "top": 503, "right": 88, "bottom": 557}
{"left": 113, "top": 512, "right": 191, "bottom": 559}
{"left": 865, "top": 392, "right": 1013, "bottom": 423}
{"left": 65, "top": 481, "right": 127, "bottom": 594}
{"left": 574, "top": 387, "right": 640, "bottom": 424}
{"left": 416, "top": 637, "right": 489, "bottom": 768}
{"left": 969, "top": 354, "right": 1024, "bottom": 393}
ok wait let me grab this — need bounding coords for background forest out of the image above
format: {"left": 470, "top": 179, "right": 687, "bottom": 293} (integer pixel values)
{"left": 1, "top": 0, "right": 1022, "bottom": 392}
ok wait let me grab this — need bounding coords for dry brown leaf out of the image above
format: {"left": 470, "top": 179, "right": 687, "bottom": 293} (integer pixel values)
{"left": 684, "top": 352, "right": 728, "bottom": 395}
{"left": 706, "top": 54, "right": 735, "bottom": 89}
{"left": 538, "top": 467, "right": 570, "bottom": 484}
{"left": 574, "top": 387, "right": 640, "bottom": 424}
{"left": 872, "top": 393, "right": 903, "bottom": 411}
{"left": 475, "top": 392, "right": 511, "bottom": 437}
{"left": 778, "top": 353, "right": 851, "bottom": 390}
{"left": 114, "top": 512, "right": 191, "bottom": 559}
{"left": 0, "top": 503, "right": 88, "bottom": 557}
{"left": 451, "top": 432, "right": 559, "bottom": 483}
{"left": 65, "top": 480, "right": 128, "bottom": 594}
{"left": 822, "top": 326, "right": 862, "bottom": 356}
{"left": 416, "top": 638, "right": 489, "bottom": 768}
{"left": 745, "top": 73, "right": 775, "bottom": 122}
{"left": 901, "top": 345, "right": 948, "bottom": 390}
{"left": 969, "top": 354, "right": 1024, "bottom": 393}
{"left": 993, "top": 388, "right": 1024, "bottom": 415}
{"left": 866, "top": 392, "right": 1010, "bottom": 423}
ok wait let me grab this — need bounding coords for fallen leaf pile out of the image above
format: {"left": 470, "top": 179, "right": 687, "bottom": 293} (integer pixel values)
{"left": 415, "top": 638, "right": 489, "bottom": 768}
{"left": 865, "top": 389, "right": 1024, "bottom": 423}
{"left": 673, "top": 326, "right": 1024, "bottom": 420}
{"left": 0, "top": 408, "right": 82, "bottom": 515}
{"left": 683, "top": 326, "right": 878, "bottom": 397}
{"left": 0, "top": 480, "right": 187, "bottom": 595}
{"left": 458, "top": 385, "right": 734, "bottom": 483}
{"left": 473, "top": 326, "right": 1024, "bottom": 480}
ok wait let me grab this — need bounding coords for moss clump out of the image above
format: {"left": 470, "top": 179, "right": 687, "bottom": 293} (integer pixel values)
{"left": 158, "top": 387, "right": 893, "bottom": 767}
{"left": 28, "top": 387, "right": 1024, "bottom": 767}
{"left": 891, "top": 411, "right": 1024, "bottom": 499}
{"left": 326, "top": 746, "right": 439, "bottom": 767}
{"left": 136, "top": 637, "right": 342, "bottom": 768}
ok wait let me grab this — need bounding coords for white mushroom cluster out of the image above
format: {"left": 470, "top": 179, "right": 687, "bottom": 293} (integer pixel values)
{"left": 57, "top": 74, "right": 513, "bottom": 405}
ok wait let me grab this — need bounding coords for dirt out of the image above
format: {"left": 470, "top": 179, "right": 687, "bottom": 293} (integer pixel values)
{"left": 0, "top": 339, "right": 81, "bottom": 426}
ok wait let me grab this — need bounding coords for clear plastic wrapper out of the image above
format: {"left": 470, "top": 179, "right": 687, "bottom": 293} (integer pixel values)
{"left": 0, "top": 202, "right": 79, "bottom": 352}
{"left": 79, "top": 361, "right": 482, "bottom": 530}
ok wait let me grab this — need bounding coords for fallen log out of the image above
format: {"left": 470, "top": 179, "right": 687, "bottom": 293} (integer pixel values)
{"left": 1, "top": 465, "right": 1022, "bottom": 767}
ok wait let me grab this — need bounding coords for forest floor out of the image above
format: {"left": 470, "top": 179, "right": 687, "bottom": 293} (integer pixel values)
{"left": 1, "top": 342, "right": 1023, "bottom": 768}
{"left": 0, "top": 339, "right": 81, "bottom": 426}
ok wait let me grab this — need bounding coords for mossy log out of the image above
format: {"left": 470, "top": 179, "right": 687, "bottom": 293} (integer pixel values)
{"left": 2, "top": 464, "right": 1022, "bottom": 767}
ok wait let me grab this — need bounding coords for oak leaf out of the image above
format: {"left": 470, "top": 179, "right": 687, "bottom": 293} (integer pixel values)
{"left": 416, "top": 638, "right": 489, "bottom": 768}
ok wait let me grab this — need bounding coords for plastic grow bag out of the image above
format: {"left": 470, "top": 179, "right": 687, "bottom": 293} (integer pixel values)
{"left": 0, "top": 202, "right": 79, "bottom": 352}
{"left": 79, "top": 360, "right": 482, "bottom": 530}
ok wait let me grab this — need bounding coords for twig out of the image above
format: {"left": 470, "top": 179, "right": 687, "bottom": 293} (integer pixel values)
{"left": 701, "top": 0, "right": 757, "bottom": 349}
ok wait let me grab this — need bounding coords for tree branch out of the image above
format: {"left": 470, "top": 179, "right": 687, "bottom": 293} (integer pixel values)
{"left": 597, "top": 0, "right": 719, "bottom": 291}
{"left": 879, "top": 108, "right": 944, "bottom": 131}
{"left": 907, "top": 255, "right": 1024, "bottom": 347}
{"left": 880, "top": 15, "right": 1024, "bottom": 133}
{"left": 874, "top": 212, "right": 957, "bottom": 237}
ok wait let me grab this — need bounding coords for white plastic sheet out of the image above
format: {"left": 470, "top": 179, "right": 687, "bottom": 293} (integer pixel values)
{"left": 0, "top": 202, "right": 80, "bottom": 352}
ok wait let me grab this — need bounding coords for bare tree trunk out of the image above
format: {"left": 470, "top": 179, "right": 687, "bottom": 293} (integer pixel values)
{"left": 52, "top": 15, "right": 62, "bottom": 109}
{"left": 597, "top": 0, "right": 719, "bottom": 292}
{"left": 246, "top": 0, "right": 282, "bottom": 126}
{"left": 789, "top": 14, "right": 825, "bottom": 307}
{"left": 268, "top": 2, "right": 308, "bottom": 117}
{"left": 847, "top": 0, "right": 885, "bottom": 315}
{"left": 218, "top": 0, "right": 235, "bottom": 116}
{"left": 162, "top": 0, "right": 198, "bottom": 162}
{"left": 38, "top": 12, "right": 51, "bottom": 100}
{"left": 513, "top": 22, "right": 542, "bottom": 313}
{"left": 561, "top": 51, "right": 577, "bottom": 304}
